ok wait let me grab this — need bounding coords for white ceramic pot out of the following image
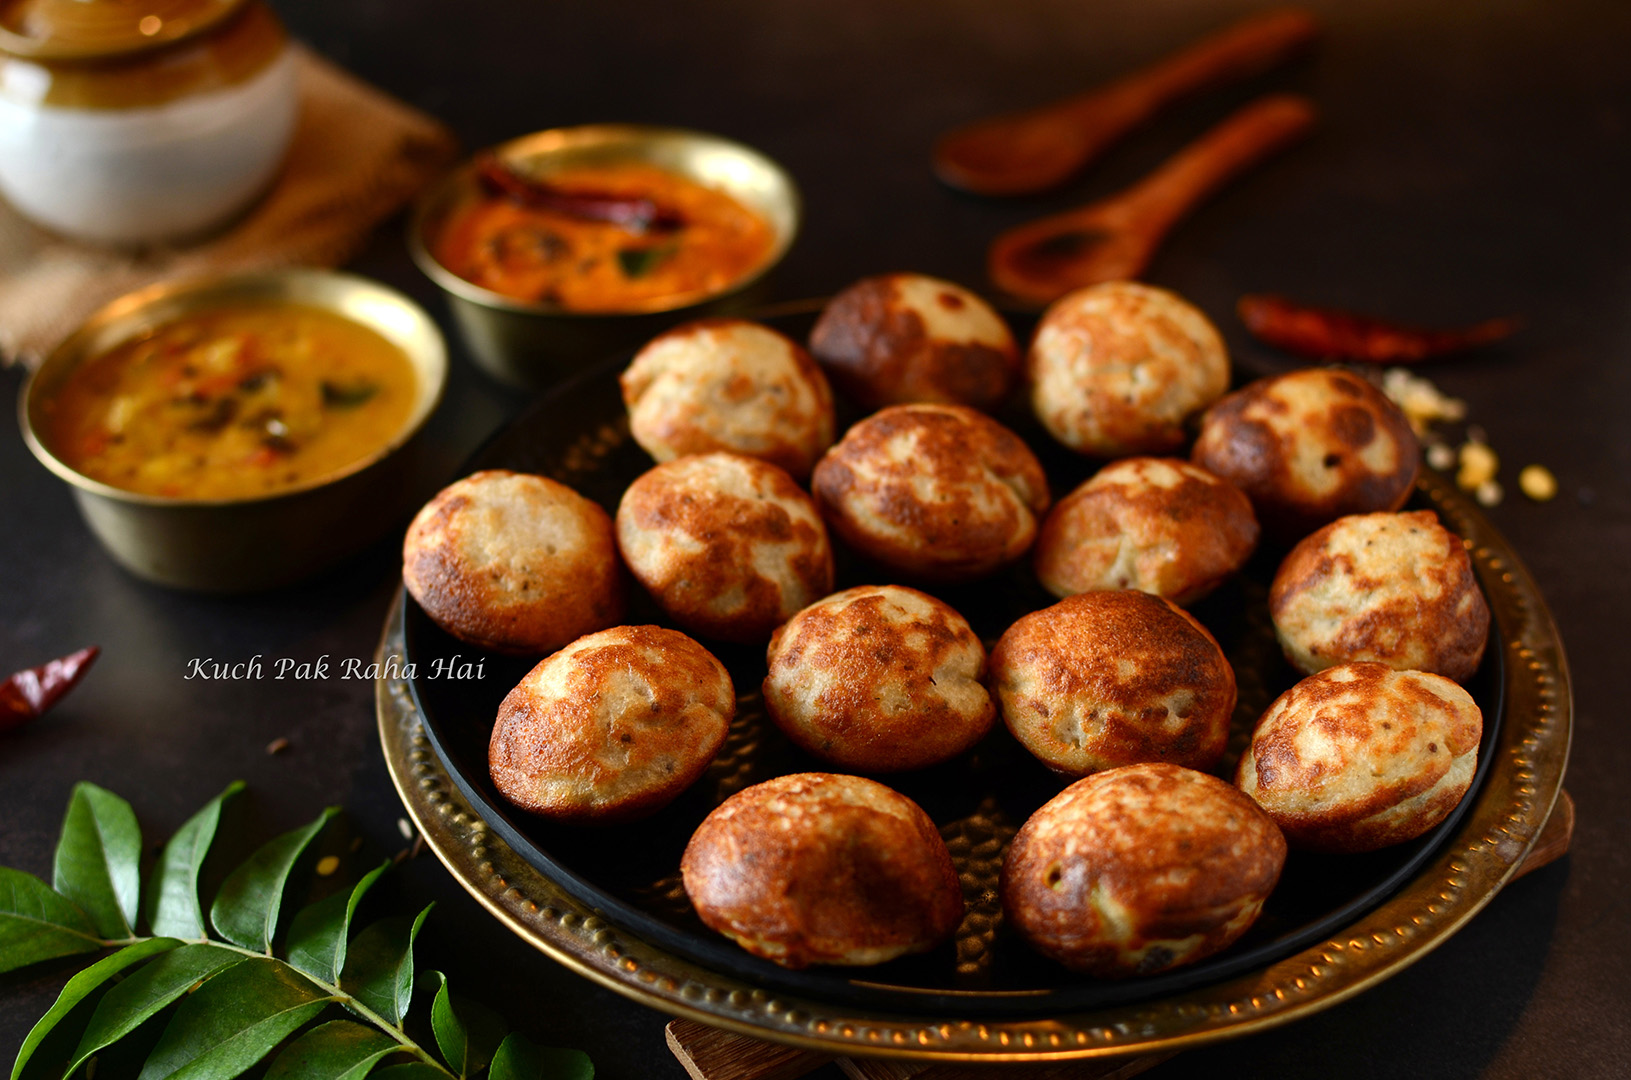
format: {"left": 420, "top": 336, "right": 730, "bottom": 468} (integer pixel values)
{"left": 0, "top": 0, "right": 298, "bottom": 246}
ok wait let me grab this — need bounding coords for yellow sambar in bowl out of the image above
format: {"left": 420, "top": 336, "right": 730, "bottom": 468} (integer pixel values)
{"left": 22, "top": 270, "right": 447, "bottom": 592}
{"left": 43, "top": 303, "right": 419, "bottom": 501}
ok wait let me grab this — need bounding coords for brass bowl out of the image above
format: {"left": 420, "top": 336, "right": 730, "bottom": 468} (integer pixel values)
{"left": 21, "top": 269, "right": 447, "bottom": 592}
{"left": 409, "top": 124, "right": 801, "bottom": 388}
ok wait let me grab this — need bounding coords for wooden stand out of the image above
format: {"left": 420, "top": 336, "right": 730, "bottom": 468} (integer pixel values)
{"left": 666, "top": 792, "right": 1575, "bottom": 1080}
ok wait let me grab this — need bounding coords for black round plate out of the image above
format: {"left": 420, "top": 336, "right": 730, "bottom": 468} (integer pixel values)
{"left": 401, "top": 310, "right": 1503, "bottom": 1018}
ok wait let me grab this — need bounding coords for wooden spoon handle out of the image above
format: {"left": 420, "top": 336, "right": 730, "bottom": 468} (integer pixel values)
{"left": 1110, "top": 93, "right": 1316, "bottom": 239}
{"left": 1085, "top": 7, "right": 1321, "bottom": 123}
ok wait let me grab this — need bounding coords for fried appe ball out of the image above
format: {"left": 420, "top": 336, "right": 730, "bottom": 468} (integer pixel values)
{"left": 403, "top": 469, "right": 624, "bottom": 655}
{"left": 989, "top": 590, "right": 1236, "bottom": 776}
{"left": 812, "top": 403, "right": 1050, "bottom": 583}
{"left": 616, "top": 452, "right": 834, "bottom": 643}
{"left": 1192, "top": 368, "right": 1419, "bottom": 541}
{"left": 620, "top": 318, "right": 835, "bottom": 479}
{"left": 1033, "top": 457, "right": 1259, "bottom": 605}
{"left": 1270, "top": 510, "right": 1490, "bottom": 681}
{"left": 681, "top": 773, "right": 964, "bottom": 968}
{"left": 1001, "top": 763, "right": 1286, "bottom": 977}
{"left": 1027, "top": 281, "right": 1230, "bottom": 457}
{"left": 763, "top": 585, "right": 994, "bottom": 772}
{"left": 808, "top": 273, "right": 1021, "bottom": 412}
{"left": 1236, "top": 663, "right": 1483, "bottom": 852}
{"left": 489, "top": 625, "right": 734, "bottom": 823}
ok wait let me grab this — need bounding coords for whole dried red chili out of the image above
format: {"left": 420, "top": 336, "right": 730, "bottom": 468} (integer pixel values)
{"left": 0, "top": 646, "right": 99, "bottom": 733}
{"left": 1238, "top": 294, "right": 1520, "bottom": 363}
{"left": 475, "top": 154, "right": 685, "bottom": 233}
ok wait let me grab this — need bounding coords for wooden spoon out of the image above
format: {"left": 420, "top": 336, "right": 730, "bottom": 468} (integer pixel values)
{"left": 934, "top": 8, "right": 1318, "bottom": 196}
{"left": 988, "top": 94, "right": 1316, "bottom": 308}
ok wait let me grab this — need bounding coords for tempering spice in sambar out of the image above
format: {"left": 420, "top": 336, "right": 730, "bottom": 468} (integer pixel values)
{"left": 43, "top": 303, "right": 418, "bottom": 500}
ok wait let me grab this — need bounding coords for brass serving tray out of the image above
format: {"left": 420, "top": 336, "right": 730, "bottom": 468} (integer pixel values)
{"left": 376, "top": 449, "right": 1570, "bottom": 1063}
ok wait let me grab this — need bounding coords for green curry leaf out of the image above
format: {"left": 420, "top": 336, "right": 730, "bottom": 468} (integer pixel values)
{"left": 0, "top": 867, "right": 101, "bottom": 974}
{"left": 146, "top": 781, "right": 243, "bottom": 940}
{"left": 614, "top": 244, "right": 677, "bottom": 279}
{"left": 211, "top": 806, "right": 337, "bottom": 953}
{"left": 288, "top": 861, "right": 390, "bottom": 986}
{"left": 9, "top": 938, "right": 180, "bottom": 1080}
{"left": 264, "top": 1019, "right": 403, "bottom": 1080}
{"left": 0, "top": 785, "right": 590, "bottom": 1080}
{"left": 429, "top": 971, "right": 508, "bottom": 1077}
{"left": 65, "top": 942, "right": 246, "bottom": 1077}
{"left": 340, "top": 905, "right": 433, "bottom": 1029}
{"left": 53, "top": 782, "right": 142, "bottom": 939}
{"left": 489, "top": 1034, "right": 594, "bottom": 1080}
{"left": 136, "top": 956, "right": 334, "bottom": 1080}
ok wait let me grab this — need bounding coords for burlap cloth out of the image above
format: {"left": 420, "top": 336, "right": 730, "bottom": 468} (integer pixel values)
{"left": 0, "top": 47, "right": 459, "bottom": 369}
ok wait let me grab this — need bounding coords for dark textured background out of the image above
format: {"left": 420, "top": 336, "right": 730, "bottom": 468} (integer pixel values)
{"left": 3, "top": 1, "right": 1628, "bottom": 1076}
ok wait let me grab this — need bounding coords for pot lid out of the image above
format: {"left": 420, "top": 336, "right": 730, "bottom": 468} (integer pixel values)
{"left": 0, "top": 0, "right": 248, "bottom": 60}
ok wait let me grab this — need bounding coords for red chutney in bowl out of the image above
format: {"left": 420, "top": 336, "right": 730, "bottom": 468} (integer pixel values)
{"left": 432, "top": 161, "right": 777, "bottom": 313}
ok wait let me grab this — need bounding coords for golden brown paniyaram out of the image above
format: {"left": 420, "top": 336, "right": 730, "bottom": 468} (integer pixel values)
{"left": 989, "top": 590, "right": 1236, "bottom": 776}
{"left": 763, "top": 585, "right": 994, "bottom": 772}
{"left": 1027, "top": 281, "right": 1230, "bottom": 457}
{"left": 619, "top": 318, "right": 835, "bottom": 479}
{"left": 1270, "top": 510, "right": 1490, "bottom": 681}
{"left": 1191, "top": 368, "right": 1420, "bottom": 541}
{"left": 681, "top": 772, "right": 964, "bottom": 968}
{"left": 1001, "top": 762, "right": 1286, "bottom": 977}
{"left": 812, "top": 403, "right": 1050, "bottom": 583}
{"left": 1236, "top": 662, "right": 1483, "bottom": 852}
{"left": 489, "top": 625, "right": 734, "bottom": 823}
{"left": 1033, "top": 457, "right": 1259, "bottom": 605}
{"left": 402, "top": 469, "right": 624, "bottom": 655}
{"left": 808, "top": 273, "right": 1020, "bottom": 412}
{"left": 616, "top": 452, "right": 834, "bottom": 643}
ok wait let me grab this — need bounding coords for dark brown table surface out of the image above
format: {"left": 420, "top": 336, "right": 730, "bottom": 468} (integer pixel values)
{"left": 4, "top": 1, "right": 1628, "bottom": 1077}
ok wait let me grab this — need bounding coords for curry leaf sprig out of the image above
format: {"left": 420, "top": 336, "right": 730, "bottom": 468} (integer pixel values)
{"left": 3, "top": 782, "right": 593, "bottom": 1080}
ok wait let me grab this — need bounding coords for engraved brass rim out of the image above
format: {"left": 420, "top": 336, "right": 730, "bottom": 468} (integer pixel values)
{"left": 376, "top": 468, "right": 1571, "bottom": 1062}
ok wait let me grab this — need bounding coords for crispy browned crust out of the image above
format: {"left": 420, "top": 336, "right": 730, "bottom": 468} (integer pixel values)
{"left": 616, "top": 453, "right": 834, "bottom": 644}
{"left": 402, "top": 469, "right": 625, "bottom": 656}
{"left": 1236, "top": 663, "right": 1483, "bottom": 852}
{"left": 812, "top": 404, "right": 1050, "bottom": 583}
{"left": 990, "top": 590, "right": 1236, "bottom": 776}
{"left": 489, "top": 625, "right": 734, "bottom": 824}
{"left": 1269, "top": 511, "right": 1490, "bottom": 681}
{"left": 1033, "top": 458, "right": 1259, "bottom": 605}
{"left": 809, "top": 274, "right": 1020, "bottom": 412}
{"left": 619, "top": 318, "right": 835, "bottom": 479}
{"left": 1001, "top": 763, "right": 1286, "bottom": 977}
{"left": 681, "top": 773, "right": 964, "bottom": 968}
{"left": 763, "top": 585, "right": 995, "bottom": 772}
{"left": 1191, "top": 369, "right": 1419, "bottom": 542}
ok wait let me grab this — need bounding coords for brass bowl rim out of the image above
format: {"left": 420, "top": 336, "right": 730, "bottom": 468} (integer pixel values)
{"left": 20, "top": 268, "right": 448, "bottom": 509}
{"left": 375, "top": 458, "right": 1572, "bottom": 1061}
{"left": 407, "top": 123, "right": 801, "bottom": 319}
{"left": 0, "top": 0, "right": 253, "bottom": 62}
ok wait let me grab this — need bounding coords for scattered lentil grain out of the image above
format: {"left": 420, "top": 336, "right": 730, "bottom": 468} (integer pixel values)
{"left": 1519, "top": 464, "right": 1557, "bottom": 502}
